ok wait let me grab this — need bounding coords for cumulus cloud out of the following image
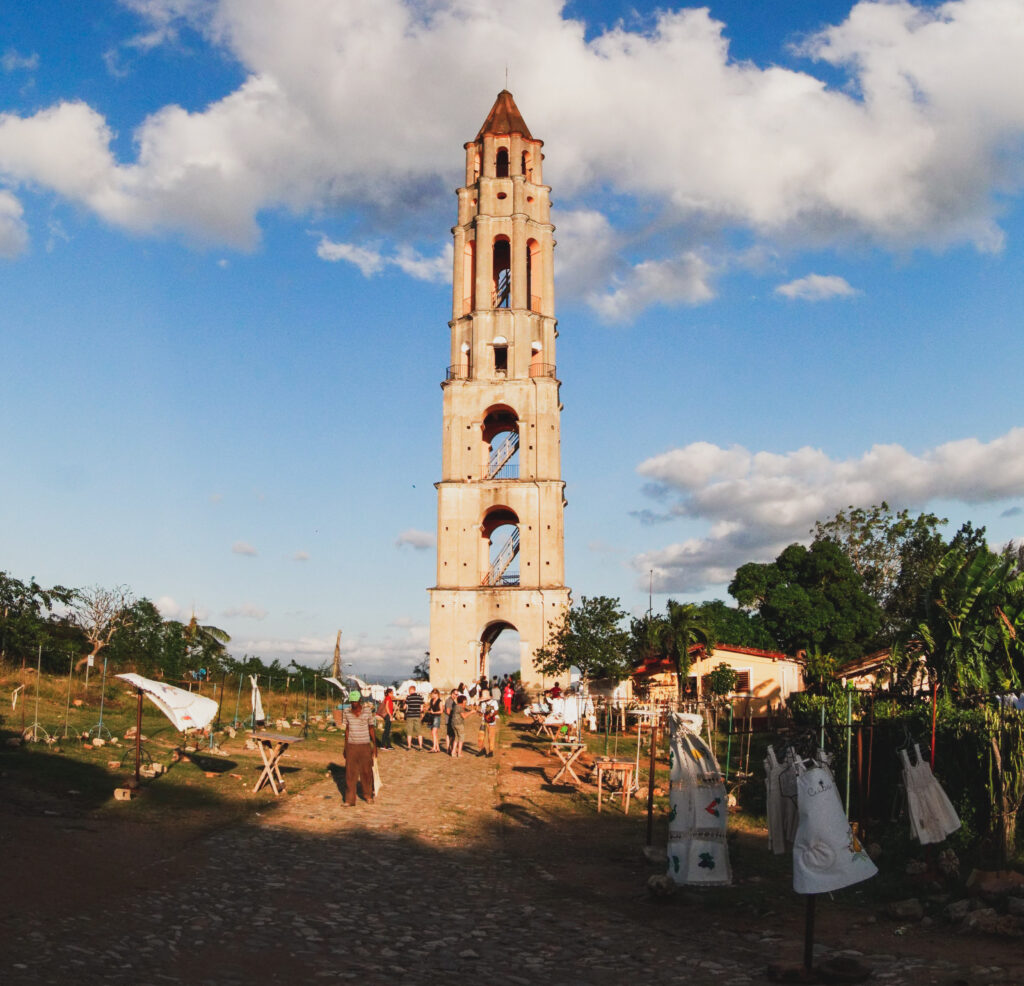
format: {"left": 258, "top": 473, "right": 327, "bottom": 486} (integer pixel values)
{"left": 633, "top": 427, "right": 1024, "bottom": 592}
{"left": 237, "top": 620, "right": 429, "bottom": 672}
{"left": 2, "top": 50, "right": 39, "bottom": 73}
{"left": 155, "top": 596, "right": 209, "bottom": 621}
{"left": 775, "top": 273, "right": 859, "bottom": 300}
{"left": 0, "top": 190, "right": 28, "bottom": 258}
{"left": 395, "top": 528, "right": 435, "bottom": 550}
{"left": 222, "top": 602, "right": 268, "bottom": 620}
{"left": 231, "top": 540, "right": 258, "bottom": 556}
{"left": 0, "top": 1, "right": 1021, "bottom": 312}
{"left": 316, "top": 236, "right": 451, "bottom": 283}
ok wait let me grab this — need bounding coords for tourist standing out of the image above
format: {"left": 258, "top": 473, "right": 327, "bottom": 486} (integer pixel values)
{"left": 449, "top": 695, "right": 475, "bottom": 758}
{"left": 502, "top": 681, "right": 513, "bottom": 716}
{"left": 425, "top": 688, "right": 444, "bottom": 752}
{"left": 404, "top": 685, "right": 425, "bottom": 750}
{"left": 342, "top": 694, "right": 377, "bottom": 806}
{"left": 377, "top": 687, "right": 396, "bottom": 750}
{"left": 477, "top": 689, "right": 499, "bottom": 757}
{"left": 443, "top": 688, "right": 458, "bottom": 753}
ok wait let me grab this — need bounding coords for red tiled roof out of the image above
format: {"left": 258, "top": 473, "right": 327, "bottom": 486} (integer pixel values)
{"left": 632, "top": 642, "right": 799, "bottom": 677}
{"left": 476, "top": 90, "right": 533, "bottom": 140}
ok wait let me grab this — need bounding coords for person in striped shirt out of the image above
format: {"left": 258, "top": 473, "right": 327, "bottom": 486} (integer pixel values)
{"left": 342, "top": 695, "right": 377, "bottom": 806}
{"left": 404, "top": 685, "right": 425, "bottom": 750}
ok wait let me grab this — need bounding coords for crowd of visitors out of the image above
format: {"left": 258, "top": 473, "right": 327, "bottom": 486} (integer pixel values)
{"left": 339, "top": 675, "right": 528, "bottom": 803}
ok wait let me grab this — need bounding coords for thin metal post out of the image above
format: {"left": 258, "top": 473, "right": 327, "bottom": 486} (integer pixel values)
{"left": 819, "top": 704, "right": 825, "bottom": 750}
{"left": 32, "top": 645, "right": 42, "bottom": 743}
{"left": 63, "top": 652, "right": 74, "bottom": 739}
{"left": 94, "top": 656, "right": 109, "bottom": 738}
{"left": 724, "top": 704, "right": 733, "bottom": 782}
{"left": 233, "top": 673, "right": 243, "bottom": 727}
{"left": 803, "top": 894, "right": 816, "bottom": 973}
{"left": 251, "top": 675, "right": 257, "bottom": 731}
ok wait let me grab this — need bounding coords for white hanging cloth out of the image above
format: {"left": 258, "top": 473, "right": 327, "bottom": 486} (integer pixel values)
{"left": 116, "top": 673, "right": 218, "bottom": 732}
{"left": 792, "top": 758, "right": 877, "bottom": 894}
{"left": 764, "top": 746, "right": 798, "bottom": 855}
{"left": 250, "top": 675, "right": 265, "bottom": 724}
{"left": 900, "top": 743, "right": 960, "bottom": 845}
{"left": 665, "top": 711, "right": 731, "bottom": 887}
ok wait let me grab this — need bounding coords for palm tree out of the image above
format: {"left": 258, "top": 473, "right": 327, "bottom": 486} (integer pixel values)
{"left": 916, "top": 548, "right": 1024, "bottom": 697}
{"left": 657, "top": 600, "right": 713, "bottom": 704}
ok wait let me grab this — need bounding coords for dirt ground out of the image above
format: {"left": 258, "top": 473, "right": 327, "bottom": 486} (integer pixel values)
{"left": 2, "top": 717, "right": 1023, "bottom": 985}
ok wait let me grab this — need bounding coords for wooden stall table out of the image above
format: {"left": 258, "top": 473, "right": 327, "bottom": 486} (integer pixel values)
{"left": 252, "top": 731, "right": 304, "bottom": 794}
{"left": 593, "top": 756, "right": 635, "bottom": 813}
{"left": 549, "top": 741, "right": 586, "bottom": 785}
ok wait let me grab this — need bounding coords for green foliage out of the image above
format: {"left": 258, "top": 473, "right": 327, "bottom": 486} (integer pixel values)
{"left": 0, "top": 570, "right": 77, "bottom": 666}
{"left": 411, "top": 654, "right": 431, "bottom": 680}
{"left": 534, "top": 595, "right": 630, "bottom": 682}
{"left": 916, "top": 546, "right": 1024, "bottom": 697}
{"left": 705, "top": 662, "right": 737, "bottom": 698}
{"left": 729, "top": 540, "right": 881, "bottom": 664}
{"left": 802, "top": 647, "right": 839, "bottom": 695}
{"left": 691, "top": 599, "right": 778, "bottom": 650}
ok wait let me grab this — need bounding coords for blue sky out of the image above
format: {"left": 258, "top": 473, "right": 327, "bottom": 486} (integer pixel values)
{"left": 2, "top": 0, "right": 1023, "bottom": 677}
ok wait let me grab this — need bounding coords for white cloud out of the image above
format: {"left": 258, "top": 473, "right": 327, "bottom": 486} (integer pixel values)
{"left": 222, "top": 602, "right": 268, "bottom": 620}
{"left": 0, "top": 190, "right": 28, "bottom": 258}
{"left": 589, "top": 252, "right": 716, "bottom": 323}
{"left": 293, "top": 550, "right": 310, "bottom": 561}
{"left": 2, "top": 50, "right": 39, "bottom": 73}
{"left": 775, "top": 273, "right": 859, "bottom": 300}
{"left": 633, "top": 426, "right": 1024, "bottom": 592}
{"left": 316, "top": 236, "right": 451, "bottom": 283}
{"left": 1, "top": 1, "right": 1024, "bottom": 309}
{"left": 154, "top": 596, "right": 210, "bottom": 621}
{"left": 232, "top": 540, "right": 258, "bottom": 556}
{"left": 237, "top": 621, "right": 430, "bottom": 674}
{"left": 395, "top": 528, "right": 435, "bottom": 550}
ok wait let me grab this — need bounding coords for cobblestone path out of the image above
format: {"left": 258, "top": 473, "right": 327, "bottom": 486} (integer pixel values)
{"left": 5, "top": 742, "right": 1021, "bottom": 985}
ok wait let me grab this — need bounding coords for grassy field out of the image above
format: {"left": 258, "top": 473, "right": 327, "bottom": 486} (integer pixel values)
{"left": 0, "top": 667, "right": 348, "bottom": 823}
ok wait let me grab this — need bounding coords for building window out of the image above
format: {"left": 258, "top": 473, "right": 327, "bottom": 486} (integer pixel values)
{"left": 496, "top": 147, "right": 509, "bottom": 178}
{"left": 492, "top": 237, "right": 511, "bottom": 308}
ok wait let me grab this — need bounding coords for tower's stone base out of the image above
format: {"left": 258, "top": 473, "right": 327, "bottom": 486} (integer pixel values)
{"left": 428, "top": 585, "right": 570, "bottom": 690}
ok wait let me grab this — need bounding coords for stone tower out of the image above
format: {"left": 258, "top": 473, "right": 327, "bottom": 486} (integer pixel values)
{"left": 428, "top": 91, "right": 570, "bottom": 690}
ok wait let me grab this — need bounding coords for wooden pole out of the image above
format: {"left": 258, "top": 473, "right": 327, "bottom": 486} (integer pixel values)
{"left": 134, "top": 689, "right": 143, "bottom": 785}
{"left": 646, "top": 711, "right": 659, "bottom": 846}
{"left": 215, "top": 671, "right": 226, "bottom": 730}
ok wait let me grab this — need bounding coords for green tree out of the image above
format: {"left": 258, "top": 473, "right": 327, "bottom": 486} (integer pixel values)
{"left": 730, "top": 540, "right": 882, "bottom": 664}
{"left": 656, "top": 600, "right": 713, "bottom": 704}
{"left": 705, "top": 662, "right": 738, "bottom": 700}
{"left": 0, "top": 571, "right": 76, "bottom": 666}
{"left": 534, "top": 595, "right": 631, "bottom": 684}
{"left": 916, "top": 546, "right": 1024, "bottom": 697}
{"left": 692, "top": 598, "right": 779, "bottom": 650}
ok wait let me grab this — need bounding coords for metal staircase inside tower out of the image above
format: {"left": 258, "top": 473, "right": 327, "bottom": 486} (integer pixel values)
{"left": 482, "top": 528, "right": 520, "bottom": 586}
{"left": 488, "top": 431, "right": 519, "bottom": 478}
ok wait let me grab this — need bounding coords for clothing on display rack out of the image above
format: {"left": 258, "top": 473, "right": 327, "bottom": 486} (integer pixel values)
{"left": 764, "top": 745, "right": 798, "bottom": 855}
{"left": 666, "top": 712, "right": 731, "bottom": 887}
{"left": 899, "top": 742, "right": 960, "bottom": 845}
{"left": 792, "top": 757, "right": 877, "bottom": 895}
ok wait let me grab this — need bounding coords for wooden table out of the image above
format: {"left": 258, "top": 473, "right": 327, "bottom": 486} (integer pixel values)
{"left": 550, "top": 741, "right": 586, "bottom": 785}
{"left": 593, "top": 757, "right": 635, "bottom": 813}
{"left": 252, "top": 731, "right": 304, "bottom": 794}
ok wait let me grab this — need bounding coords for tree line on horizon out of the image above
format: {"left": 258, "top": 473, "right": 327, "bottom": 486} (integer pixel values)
{"left": 536, "top": 502, "right": 1024, "bottom": 703}
{"left": 0, "top": 577, "right": 306, "bottom": 683}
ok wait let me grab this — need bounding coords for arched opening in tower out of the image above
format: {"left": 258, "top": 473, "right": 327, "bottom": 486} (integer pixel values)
{"left": 480, "top": 620, "right": 520, "bottom": 681}
{"left": 526, "top": 238, "right": 540, "bottom": 312}
{"left": 481, "top": 506, "right": 519, "bottom": 586}
{"left": 495, "top": 147, "right": 509, "bottom": 178}
{"left": 492, "top": 237, "right": 511, "bottom": 309}
{"left": 462, "top": 239, "right": 475, "bottom": 315}
{"left": 482, "top": 405, "right": 519, "bottom": 479}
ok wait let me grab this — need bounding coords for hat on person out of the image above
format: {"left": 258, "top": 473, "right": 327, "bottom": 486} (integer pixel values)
{"left": 348, "top": 689, "right": 361, "bottom": 702}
